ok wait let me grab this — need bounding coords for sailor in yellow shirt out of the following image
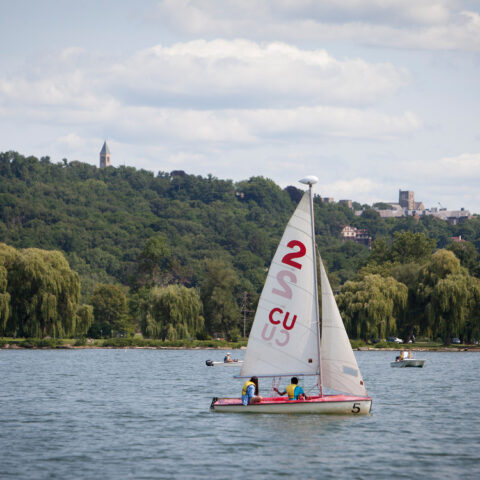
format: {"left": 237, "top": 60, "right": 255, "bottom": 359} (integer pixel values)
{"left": 241, "top": 377, "right": 262, "bottom": 405}
{"left": 273, "top": 377, "right": 308, "bottom": 400}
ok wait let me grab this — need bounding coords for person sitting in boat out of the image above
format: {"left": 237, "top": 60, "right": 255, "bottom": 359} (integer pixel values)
{"left": 273, "top": 377, "right": 308, "bottom": 401}
{"left": 224, "top": 352, "right": 233, "bottom": 363}
{"left": 242, "top": 377, "right": 262, "bottom": 405}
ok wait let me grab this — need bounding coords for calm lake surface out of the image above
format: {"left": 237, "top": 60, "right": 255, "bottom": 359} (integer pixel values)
{"left": 1, "top": 349, "right": 479, "bottom": 479}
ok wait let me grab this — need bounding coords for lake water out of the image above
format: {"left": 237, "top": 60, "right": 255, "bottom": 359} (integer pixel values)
{"left": 0, "top": 349, "right": 479, "bottom": 479}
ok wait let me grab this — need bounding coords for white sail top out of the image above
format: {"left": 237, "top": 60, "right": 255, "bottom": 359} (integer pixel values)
{"left": 240, "top": 192, "right": 319, "bottom": 378}
{"left": 320, "top": 260, "right": 368, "bottom": 396}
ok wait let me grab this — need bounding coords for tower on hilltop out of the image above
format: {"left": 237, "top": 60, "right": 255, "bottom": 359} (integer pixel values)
{"left": 99, "top": 141, "right": 111, "bottom": 168}
{"left": 399, "top": 190, "right": 414, "bottom": 210}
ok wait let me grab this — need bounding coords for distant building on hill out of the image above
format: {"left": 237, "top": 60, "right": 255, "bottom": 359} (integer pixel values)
{"left": 428, "top": 208, "right": 471, "bottom": 225}
{"left": 399, "top": 190, "right": 414, "bottom": 210}
{"left": 353, "top": 188, "right": 473, "bottom": 224}
{"left": 399, "top": 190, "right": 424, "bottom": 211}
{"left": 339, "top": 199, "right": 353, "bottom": 208}
{"left": 99, "top": 141, "right": 111, "bottom": 168}
{"left": 341, "top": 226, "right": 372, "bottom": 248}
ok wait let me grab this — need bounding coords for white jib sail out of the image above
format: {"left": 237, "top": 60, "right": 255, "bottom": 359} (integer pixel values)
{"left": 240, "top": 192, "right": 319, "bottom": 378}
{"left": 319, "top": 260, "right": 368, "bottom": 396}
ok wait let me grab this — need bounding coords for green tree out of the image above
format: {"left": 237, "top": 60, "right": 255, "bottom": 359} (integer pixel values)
{"left": 137, "top": 234, "right": 172, "bottom": 286}
{"left": 417, "top": 249, "right": 473, "bottom": 343}
{"left": 337, "top": 274, "right": 408, "bottom": 341}
{"left": 368, "top": 238, "right": 390, "bottom": 265}
{"left": 446, "top": 240, "right": 480, "bottom": 277}
{"left": 7, "top": 248, "right": 80, "bottom": 337}
{"left": 201, "top": 259, "right": 240, "bottom": 336}
{"left": 431, "top": 274, "right": 472, "bottom": 344}
{"left": 369, "top": 232, "right": 435, "bottom": 266}
{"left": 390, "top": 232, "right": 436, "bottom": 264}
{"left": 141, "top": 284, "right": 204, "bottom": 340}
{"left": 75, "top": 304, "right": 94, "bottom": 336}
{"left": 89, "top": 284, "right": 131, "bottom": 337}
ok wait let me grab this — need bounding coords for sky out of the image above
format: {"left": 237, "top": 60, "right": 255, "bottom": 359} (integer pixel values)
{"left": 1, "top": 0, "right": 479, "bottom": 212}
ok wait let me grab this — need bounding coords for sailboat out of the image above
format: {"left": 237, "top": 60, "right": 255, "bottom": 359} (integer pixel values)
{"left": 210, "top": 176, "right": 372, "bottom": 414}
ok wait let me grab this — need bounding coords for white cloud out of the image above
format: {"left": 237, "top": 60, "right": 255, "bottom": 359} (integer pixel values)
{"left": 152, "top": 0, "right": 480, "bottom": 51}
{"left": 439, "top": 152, "right": 480, "bottom": 175}
{"left": 318, "top": 177, "right": 381, "bottom": 200}
{"left": 0, "top": 40, "right": 418, "bottom": 146}
{"left": 273, "top": 0, "right": 453, "bottom": 26}
{"left": 55, "top": 133, "right": 85, "bottom": 150}
{"left": 5, "top": 103, "right": 419, "bottom": 145}
{"left": 0, "top": 40, "right": 407, "bottom": 109}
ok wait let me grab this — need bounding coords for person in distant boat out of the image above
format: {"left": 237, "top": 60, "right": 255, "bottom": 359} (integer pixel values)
{"left": 242, "top": 376, "right": 262, "bottom": 405}
{"left": 273, "top": 377, "right": 308, "bottom": 400}
{"left": 224, "top": 352, "right": 233, "bottom": 363}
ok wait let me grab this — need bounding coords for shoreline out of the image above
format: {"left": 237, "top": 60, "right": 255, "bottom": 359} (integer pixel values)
{"left": 1, "top": 344, "right": 479, "bottom": 352}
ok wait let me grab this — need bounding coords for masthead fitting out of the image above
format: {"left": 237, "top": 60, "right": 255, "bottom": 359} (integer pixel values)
{"left": 299, "top": 175, "right": 319, "bottom": 186}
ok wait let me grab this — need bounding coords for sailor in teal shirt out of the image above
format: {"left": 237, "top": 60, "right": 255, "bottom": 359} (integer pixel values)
{"left": 273, "top": 377, "right": 308, "bottom": 400}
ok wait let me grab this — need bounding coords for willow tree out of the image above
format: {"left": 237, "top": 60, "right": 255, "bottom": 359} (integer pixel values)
{"left": 337, "top": 274, "right": 408, "bottom": 341}
{"left": 417, "top": 249, "right": 477, "bottom": 343}
{"left": 462, "top": 279, "right": 480, "bottom": 342}
{"left": 0, "top": 244, "right": 18, "bottom": 334}
{"left": 0, "top": 243, "right": 18, "bottom": 267}
{"left": 141, "top": 284, "right": 204, "bottom": 340}
{"left": 7, "top": 248, "right": 80, "bottom": 337}
{"left": 75, "top": 304, "right": 94, "bottom": 337}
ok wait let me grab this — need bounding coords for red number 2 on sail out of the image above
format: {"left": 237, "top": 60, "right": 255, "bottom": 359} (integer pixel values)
{"left": 281, "top": 240, "right": 306, "bottom": 270}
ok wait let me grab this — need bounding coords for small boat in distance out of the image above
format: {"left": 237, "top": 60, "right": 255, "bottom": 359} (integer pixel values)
{"left": 206, "top": 352, "right": 243, "bottom": 367}
{"left": 391, "top": 351, "right": 426, "bottom": 368}
{"left": 211, "top": 176, "right": 372, "bottom": 414}
{"left": 206, "top": 359, "right": 244, "bottom": 367}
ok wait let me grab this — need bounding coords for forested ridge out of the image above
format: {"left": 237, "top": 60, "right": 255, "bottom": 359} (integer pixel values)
{"left": 1, "top": 151, "right": 480, "bottom": 343}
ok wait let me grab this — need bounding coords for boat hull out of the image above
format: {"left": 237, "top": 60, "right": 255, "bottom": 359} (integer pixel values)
{"left": 210, "top": 395, "right": 372, "bottom": 414}
{"left": 391, "top": 359, "right": 425, "bottom": 368}
{"left": 206, "top": 360, "right": 243, "bottom": 367}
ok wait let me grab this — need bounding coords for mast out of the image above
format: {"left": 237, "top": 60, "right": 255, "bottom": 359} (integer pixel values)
{"left": 299, "top": 176, "right": 322, "bottom": 396}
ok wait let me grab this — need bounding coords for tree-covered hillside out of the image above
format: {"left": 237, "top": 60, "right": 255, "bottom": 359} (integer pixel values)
{"left": 2, "top": 151, "right": 480, "bottom": 295}
{"left": 0, "top": 152, "right": 293, "bottom": 298}
{"left": 1, "top": 151, "right": 480, "bottom": 341}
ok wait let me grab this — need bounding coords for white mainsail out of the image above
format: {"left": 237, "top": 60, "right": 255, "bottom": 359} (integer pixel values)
{"left": 320, "top": 260, "right": 368, "bottom": 396}
{"left": 240, "top": 192, "right": 319, "bottom": 378}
